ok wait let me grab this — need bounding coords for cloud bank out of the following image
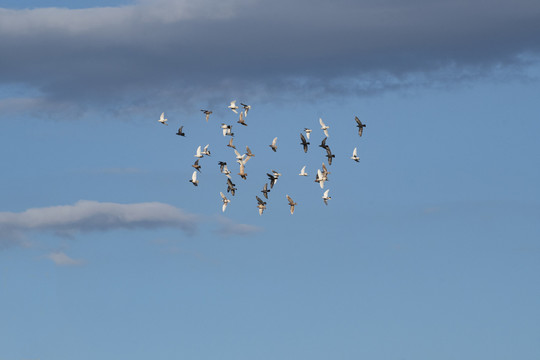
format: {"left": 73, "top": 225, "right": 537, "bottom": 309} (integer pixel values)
{"left": 0, "top": 200, "right": 198, "bottom": 246}
{"left": 1, "top": 0, "right": 540, "bottom": 115}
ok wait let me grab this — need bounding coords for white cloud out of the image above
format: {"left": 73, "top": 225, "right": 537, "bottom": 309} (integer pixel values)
{"left": 0, "top": 200, "right": 199, "bottom": 246}
{"left": 46, "top": 251, "right": 85, "bottom": 266}
{"left": 215, "top": 216, "right": 262, "bottom": 237}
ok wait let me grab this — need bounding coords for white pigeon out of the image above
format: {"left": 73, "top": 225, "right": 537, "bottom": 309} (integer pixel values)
{"left": 319, "top": 118, "right": 329, "bottom": 137}
{"left": 234, "top": 149, "right": 246, "bottom": 162}
{"left": 221, "top": 124, "right": 232, "bottom": 136}
{"left": 158, "top": 112, "right": 168, "bottom": 125}
{"left": 222, "top": 164, "right": 232, "bottom": 178}
{"left": 322, "top": 189, "right": 331, "bottom": 205}
{"left": 202, "top": 144, "right": 211, "bottom": 156}
{"left": 228, "top": 100, "right": 239, "bottom": 114}
{"left": 299, "top": 166, "right": 308, "bottom": 176}
{"left": 304, "top": 128, "right": 312, "bottom": 140}
{"left": 220, "top": 192, "right": 231, "bottom": 212}
{"left": 189, "top": 171, "right": 199, "bottom": 186}
{"left": 194, "top": 145, "right": 203, "bottom": 158}
{"left": 351, "top": 147, "right": 359, "bottom": 162}
{"left": 317, "top": 169, "right": 326, "bottom": 189}
{"left": 269, "top": 137, "right": 278, "bottom": 152}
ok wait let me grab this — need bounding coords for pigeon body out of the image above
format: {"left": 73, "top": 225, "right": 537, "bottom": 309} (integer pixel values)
{"left": 228, "top": 100, "right": 239, "bottom": 114}
{"left": 220, "top": 192, "right": 231, "bottom": 212}
{"left": 269, "top": 137, "right": 278, "bottom": 152}
{"left": 322, "top": 189, "right": 331, "bottom": 205}
{"left": 286, "top": 195, "right": 297, "bottom": 214}
{"left": 355, "top": 116, "right": 366, "bottom": 137}
{"left": 189, "top": 171, "right": 199, "bottom": 186}
{"left": 256, "top": 196, "right": 267, "bottom": 215}
{"left": 261, "top": 183, "right": 270, "bottom": 199}
{"left": 176, "top": 126, "right": 185, "bottom": 136}
{"left": 319, "top": 118, "right": 329, "bottom": 137}
{"left": 201, "top": 110, "right": 212, "bottom": 122}
{"left": 158, "top": 112, "right": 168, "bottom": 125}
{"left": 300, "top": 133, "right": 310, "bottom": 153}
{"left": 351, "top": 147, "right": 360, "bottom": 162}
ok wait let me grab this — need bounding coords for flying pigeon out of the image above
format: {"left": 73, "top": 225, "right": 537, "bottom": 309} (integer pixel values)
{"left": 261, "top": 183, "right": 270, "bottom": 199}
{"left": 325, "top": 147, "right": 335, "bottom": 165}
{"left": 176, "top": 126, "right": 185, "bottom": 136}
{"left": 189, "top": 171, "right": 198, "bottom": 186}
{"left": 227, "top": 178, "right": 237, "bottom": 196}
{"left": 245, "top": 146, "right": 255, "bottom": 157}
{"left": 269, "top": 137, "right": 278, "bottom": 152}
{"left": 202, "top": 144, "right": 211, "bottom": 157}
{"left": 158, "top": 112, "right": 168, "bottom": 125}
{"left": 286, "top": 195, "right": 297, "bottom": 215}
{"left": 322, "top": 189, "right": 331, "bottom": 205}
{"left": 237, "top": 111, "right": 247, "bottom": 126}
{"left": 194, "top": 145, "right": 203, "bottom": 158}
{"left": 355, "top": 116, "right": 366, "bottom": 137}
{"left": 241, "top": 103, "right": 251, "bottom": 117}
{"left": 300, "top": 133, "right": 310, "bottom": 153}
{"left": 228, "top": 100, "right": 239, "bottom": 114}
{"left": 220, "top": 192, "right": 231, "bottom": 212}
{"left": 227, "top": 137, "right": 236, "bottom": 150}
{"left": 319, "top": 118, "right": 329, "bottom": 137}
{"left": 192, "top": 159, "right": 201, "bottom": 173}
{"left": 201, "top": 109, "right": 212, "bottom": 122}
{"left": 256, "top": 196, "right": 267, "bottom": 215}
{"left": 351, "top": 147, "right": 359, "bottom": 162}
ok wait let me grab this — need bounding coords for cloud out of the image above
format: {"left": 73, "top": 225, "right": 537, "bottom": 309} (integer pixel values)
{"left": 1, "top": 0, "right": 539, "bottom": 116}
{"left": 0, "top": 200, "right": 199, "bottom": 246}
{"left": 215, "top": 216, "right": 263, "bottom": 237}
{"left": 46, "top": 251, "right": 85, "bottom": 266}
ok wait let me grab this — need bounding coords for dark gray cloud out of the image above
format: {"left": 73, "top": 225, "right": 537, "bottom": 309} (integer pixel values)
{"left": 1, "top": 0, "right": 539, "bottom": 114}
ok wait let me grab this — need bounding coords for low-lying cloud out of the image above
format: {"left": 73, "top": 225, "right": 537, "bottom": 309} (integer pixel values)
{"left": 1, "top": 0, "right": 539, "bottom": 117}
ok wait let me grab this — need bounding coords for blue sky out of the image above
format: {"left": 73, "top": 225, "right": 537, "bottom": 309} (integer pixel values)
{"left": 1, "top": 0, "right": 540, "bottom": 359}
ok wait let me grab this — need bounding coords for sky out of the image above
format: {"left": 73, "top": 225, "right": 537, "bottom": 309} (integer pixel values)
{"left": 1, "top": 0, "right": 540, "bottom": 359}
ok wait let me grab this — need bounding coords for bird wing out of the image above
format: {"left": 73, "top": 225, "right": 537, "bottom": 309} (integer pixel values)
{"left": 286, "top": 195, "right": 293, "bottom": 204}
{"left": 192, "top": 171, "right": 197, "bottom": 181}
{"left": 324, "top": 129, "right": 329, "bottom": 137}
{"left": 256, "top": 196, "right": 264, "bottom": 205}
{"left": 234, "top": 149, "right": 241, "bottom": 157}
{"left": 353, "top": 147, "right": 357, "bottom": 157}
{"left": 300, "top": 133, "right": 306, "bottom": 143}
{"left": 355, "top": 116, "right": 361, "bottom": 125}
{"left": 272, "top": 137, "right": 277, "bottom": 146}
{"left": 319, "top": 118, "right": 325, "bottom": 127}
{"left": 222, "top": 203, "right": 228, "bottom": 212}
{"left": 220, "top": 192, "right": 226, "bottom": 200}
{"left": 160, "top": 112, "right": 165, "bottom": 120}
{"left": 229, "top": 100, "right": 236, "bottom": 107}
{"left": 323, "top": 189, "right": 329, "bottom": 197}
{"left": 196, "top": 146, "right": 201, "bottom": 156}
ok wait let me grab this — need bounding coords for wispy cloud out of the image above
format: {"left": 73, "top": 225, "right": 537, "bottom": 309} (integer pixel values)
{"left": 1, "top": 0, "right": 539, "bottom": 117}
{"left": 46, "top": 251, "right": 85, "bottom": 266}
{"left": 0, "top": 200, "right": 199, "bottom": 246}
{"left": 214, "top": 216, "right": 263, "bottom": 237}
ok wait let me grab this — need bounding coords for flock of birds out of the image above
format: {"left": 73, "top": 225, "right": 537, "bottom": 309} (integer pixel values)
{"left": 157, "top": 101, "right": 366, "bottom": 215}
